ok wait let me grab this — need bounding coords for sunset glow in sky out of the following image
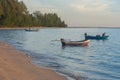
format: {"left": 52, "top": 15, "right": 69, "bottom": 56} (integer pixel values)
{"left": 20, "top": 0, "right": 120, "bottom": 27}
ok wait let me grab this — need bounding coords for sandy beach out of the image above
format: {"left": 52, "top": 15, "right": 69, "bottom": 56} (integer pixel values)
{"left": 0, "top": 41, "right": 67, "bottom": 80}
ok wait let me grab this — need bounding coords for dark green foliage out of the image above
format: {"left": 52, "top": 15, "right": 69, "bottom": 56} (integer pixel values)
{"left": 0, "top": 0, "right": 67, "bottom": 27}
{"left": 33, "top": 11, "right": 67, "bottom": 27}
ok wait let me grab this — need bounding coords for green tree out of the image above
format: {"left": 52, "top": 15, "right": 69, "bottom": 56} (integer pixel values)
{"left": 0, "top": 0, "right": 67, "bottom": 27}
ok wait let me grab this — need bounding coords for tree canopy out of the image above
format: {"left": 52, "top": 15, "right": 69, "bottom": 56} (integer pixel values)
{"left": 0, "top": 0, "right": 67, "bottom": 27}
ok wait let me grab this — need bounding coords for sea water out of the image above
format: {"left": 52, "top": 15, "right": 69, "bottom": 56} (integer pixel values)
{"left": 0, "top": 28, "right": 120, "bottom": 80}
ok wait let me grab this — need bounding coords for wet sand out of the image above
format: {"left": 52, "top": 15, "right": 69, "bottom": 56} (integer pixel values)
{"left": 0, "top": 42, "right": 67, "bottom": 80}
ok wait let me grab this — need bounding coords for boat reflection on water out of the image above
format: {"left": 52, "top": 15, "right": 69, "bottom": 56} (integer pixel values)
{"left": 25, "top": 28, "right": 39, "bottom": 32}
{"left": 61, "top": 45, "right": 89, "bottom": 49}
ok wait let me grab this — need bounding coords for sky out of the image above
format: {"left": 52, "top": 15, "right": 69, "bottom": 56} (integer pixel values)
{"left": 19, "top": 0, "right": 120, "bottom": 27}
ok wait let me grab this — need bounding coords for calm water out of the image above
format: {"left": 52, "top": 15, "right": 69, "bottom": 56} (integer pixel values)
{"left": 0, "top": 28, "right": 120, "bottom": 80}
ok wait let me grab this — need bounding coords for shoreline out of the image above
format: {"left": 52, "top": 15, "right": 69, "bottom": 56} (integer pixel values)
{"left": 0, "top": 26, "right": 120, "bottom": 30}
{"left": 0, "top": 41, "right": 67, "bottom": 80}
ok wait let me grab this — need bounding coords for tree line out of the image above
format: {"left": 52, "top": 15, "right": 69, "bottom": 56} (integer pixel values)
{"left": 0, "top": 0, "right": 67, "bottom": 27}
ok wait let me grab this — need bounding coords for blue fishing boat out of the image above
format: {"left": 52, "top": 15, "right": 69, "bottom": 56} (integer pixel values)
{"left": 84, "top": 33, "right": 109, "bottom": 40}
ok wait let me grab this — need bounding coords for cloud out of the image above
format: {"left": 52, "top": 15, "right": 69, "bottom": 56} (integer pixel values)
{"left": 71, "top": 4, "right": 108, "bottom": 12}
{"left": 67, "top": 0, "right": 120, "bottom": 27}
{"left": 70, "top": 0, "right": 111, "bottom": 13}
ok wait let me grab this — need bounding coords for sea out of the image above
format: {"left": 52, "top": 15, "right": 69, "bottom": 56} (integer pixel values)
{"left": 0, "top": 28, "right": 120, "bottom": 80}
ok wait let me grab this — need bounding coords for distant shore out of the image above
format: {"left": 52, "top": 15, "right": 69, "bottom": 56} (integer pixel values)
{"left": 0, "top": 27, "right": 66, "bottom": 30}
{"left": 0, "top": 26, "right": 120, "bottom": 30}
{"left": 0, "top": 41, "right": 67, "bottom": 80}
{"left": 68, "top": 27, "right": 120, "bottom": 29}
{"left": 0, "top": 27, "right": 41, "bottom": 30}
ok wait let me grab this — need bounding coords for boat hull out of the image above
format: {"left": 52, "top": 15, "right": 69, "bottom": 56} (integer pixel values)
{"left": 61, "top": 38, "right": 90, "bottom": 46}
{"left": 85, "top": 35, "right": 109, "bottom": 40}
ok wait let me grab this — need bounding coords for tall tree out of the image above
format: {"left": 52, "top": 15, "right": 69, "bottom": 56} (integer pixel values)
{"left": 0, "top": 0, "right": 67, "bottom": 27}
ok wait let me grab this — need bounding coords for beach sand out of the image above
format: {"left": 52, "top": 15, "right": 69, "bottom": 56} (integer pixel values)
{"left": 0, "top": 42, "right": 67, "bottom": 80}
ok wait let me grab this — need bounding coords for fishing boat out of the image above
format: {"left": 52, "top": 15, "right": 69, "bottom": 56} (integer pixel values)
{"left": 85, "top": 35, "right": 109, "bottom": 40}
{"left": 25, "top": 28, "right": 39, "bottom": 32}
{"left": 84, "top": 33, "right": 109, "bottom": 40}
{"left": 60, "top": 38, "right": 90, "bottom": 46}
